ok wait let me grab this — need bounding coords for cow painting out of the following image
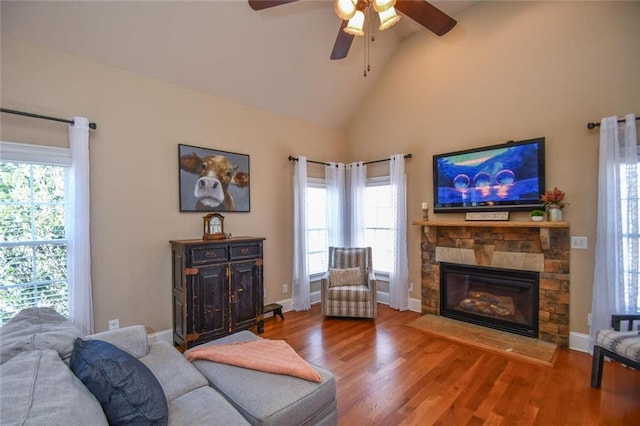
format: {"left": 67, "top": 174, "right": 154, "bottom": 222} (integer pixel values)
{"left": 178, "top": 145, "right": 250, "bottom": 212}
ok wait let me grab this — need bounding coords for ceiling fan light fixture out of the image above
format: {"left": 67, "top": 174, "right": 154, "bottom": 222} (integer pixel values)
{"left": 372, "top": 0, "right": 396, "bottom": 13}
{"left": 344, "top": 10, "right": 365, "bottom": 36}
{"left": 378, "top": 6, "right": 401, "bottom": 31}
{"left": 334, "top": 0, "right": 357, "bottom": 20}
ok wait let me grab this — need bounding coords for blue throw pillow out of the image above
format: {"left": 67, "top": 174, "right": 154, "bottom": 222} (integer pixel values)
{"left": 70, "top": 338, "right": 168, "bottom": 426}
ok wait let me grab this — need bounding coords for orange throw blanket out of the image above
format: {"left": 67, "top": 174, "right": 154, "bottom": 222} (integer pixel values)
{"left": 187, "top": 339, "right": 322, "bottom": 383}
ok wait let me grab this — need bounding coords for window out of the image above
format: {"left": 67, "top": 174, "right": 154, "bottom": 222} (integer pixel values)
{"left": 305, "top": 176, "right": 395, "bottom": 276}
{"left": 620, "top": 160, "right": 640, "bottom": 309}
{"left": 365, "top": 177, "right": 393, "bottom": 273}
{"left": 1, "top": 145, "right": 70, "bottom": 325}
{"left": 307, "top": 179, "right": 328, "bottom": 276}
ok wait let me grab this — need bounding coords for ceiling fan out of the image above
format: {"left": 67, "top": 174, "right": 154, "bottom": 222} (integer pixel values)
{"left": 248, "top": 0, "right": 457, "bottom": 60}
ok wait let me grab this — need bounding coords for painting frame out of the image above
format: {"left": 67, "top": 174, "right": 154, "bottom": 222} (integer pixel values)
{"left": 178, "top": 144, "right": 250, "bottom": 213}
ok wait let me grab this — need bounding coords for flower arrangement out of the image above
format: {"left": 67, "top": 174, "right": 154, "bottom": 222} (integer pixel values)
{"left": 541, "top": 187, "right": 566, "bottom": 209}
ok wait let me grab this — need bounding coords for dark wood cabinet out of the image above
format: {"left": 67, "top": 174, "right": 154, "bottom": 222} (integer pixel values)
{"left": 171, "top": 237, "right": 265, "bottom": 350}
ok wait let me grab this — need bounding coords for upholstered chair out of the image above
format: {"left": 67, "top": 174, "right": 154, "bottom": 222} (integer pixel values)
{"left": 591, "top": 314, "right": 640, "bottom": 388}
{"left": 321, "top": 247, "right": 377, "bottom": 319}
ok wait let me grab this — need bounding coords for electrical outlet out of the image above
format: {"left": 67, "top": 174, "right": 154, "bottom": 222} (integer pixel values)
{"left": 571, "top": 236, "right": 588, "bottom": 249}
{"left": 282, "top": 284, "right": 288, "bottom": 293}
{"left": 588, "top": 313, "right": 592, "bottom": 326}
{"left": 108, "top": 319, "right": 119, "bottom": 330}
{"left": 409, "top": 282, "right": 414, "bottom": 292}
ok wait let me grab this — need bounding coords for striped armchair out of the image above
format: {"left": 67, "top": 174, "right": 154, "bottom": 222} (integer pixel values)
{"left": 321, "top": 247, "right": 377, "bottom": 319}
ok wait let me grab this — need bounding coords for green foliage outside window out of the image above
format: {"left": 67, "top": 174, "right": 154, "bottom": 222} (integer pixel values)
{"left": 0, "top": 161, "right": 69, "bottom": 325}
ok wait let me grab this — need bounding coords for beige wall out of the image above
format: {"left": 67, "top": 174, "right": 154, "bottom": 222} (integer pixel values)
{"left": 346, "top": 1, "right": 640, "bottom": 334}
{"left": 1, "top": 38, "right": 346, "bottom": 333}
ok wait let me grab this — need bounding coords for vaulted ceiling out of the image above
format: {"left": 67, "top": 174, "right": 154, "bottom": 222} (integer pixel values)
{"left": 1, "top": 0, "right": 477, "bottom": 130}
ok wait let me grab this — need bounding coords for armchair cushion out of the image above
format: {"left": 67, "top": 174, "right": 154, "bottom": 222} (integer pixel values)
{"left": 328, "top": 267, "right": 363, "bottom": 287}
{"left": 590, "top": 314, "right": 640, "bottom": 389}
{"left": 595, "top": 329, "right": 640, "bottom": 362}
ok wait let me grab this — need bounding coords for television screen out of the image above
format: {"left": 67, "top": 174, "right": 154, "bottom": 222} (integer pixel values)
{"left": 433, "top": 137, "right": 545, "bottom": 213}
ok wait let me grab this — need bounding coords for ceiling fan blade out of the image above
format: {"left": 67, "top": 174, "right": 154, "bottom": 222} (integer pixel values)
{"left": 330, "top": 20, "right": 355, "bottom": 60}
{"left": 248, "top": 0, "right": 299, "bottom": 11}
{"left": 395, "top": 0, "right": 457, "bottom": 36}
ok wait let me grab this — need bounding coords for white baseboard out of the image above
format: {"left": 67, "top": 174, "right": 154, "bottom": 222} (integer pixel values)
{"left": 266, "top": 291, "right": 422, "bottom": 312}
{"left": 409, "top": 297, "right": 421, "bottom": 312}
{"left": 569, "top": 331, "right": 591, "bottom": 353}
{"left": 270, "top": 294, "right": 421, "bottom": 314}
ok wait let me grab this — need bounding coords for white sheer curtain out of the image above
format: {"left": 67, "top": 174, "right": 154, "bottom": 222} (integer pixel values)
{"left": 389, "top": 154, "right": 409, "bottom": 310}
{"left": 325, "top": 162, "right": 345, "bottom": 248}
{"left": 346, "top": 162, "right": 366, "bottom": 247}
{"left": 67, "top": 117, "right": 94, "bottom": 335}
{"left": 590, "top": 114, "right": 639, "bottom": 350}
{"left": 292, "top": 156, "right": 311, "bottom": 311}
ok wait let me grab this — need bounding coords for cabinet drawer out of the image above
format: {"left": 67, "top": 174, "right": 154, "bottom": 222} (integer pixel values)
{"left": 190, "top": 246, "right": 228, "bottom": 264}
{"left": 230, "top": 243, "right": 261, "bottom": 260}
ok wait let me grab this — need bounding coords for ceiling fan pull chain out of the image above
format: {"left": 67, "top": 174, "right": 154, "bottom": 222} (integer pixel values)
{"left": 363, "top": 6, "right": 368, "bottom": 76}
{"left": 364, "top": 4, "right": 372, "bottom": 77}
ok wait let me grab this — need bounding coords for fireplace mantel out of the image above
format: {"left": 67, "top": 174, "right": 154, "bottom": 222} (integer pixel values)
{"left": 412, "top": 220, "right": 569, "bottom": 251}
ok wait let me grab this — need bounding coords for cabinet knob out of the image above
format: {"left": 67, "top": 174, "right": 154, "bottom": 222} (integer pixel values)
{"left": 241, "top": 248, "right": 250, "bottom": 255}
{"left": 205, "top": 251, "right": 217, "bottom": 258}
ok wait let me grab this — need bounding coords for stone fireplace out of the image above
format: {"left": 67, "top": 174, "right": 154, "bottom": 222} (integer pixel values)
{"left": 416, "top": 221, "right": 570, "bottom": 346}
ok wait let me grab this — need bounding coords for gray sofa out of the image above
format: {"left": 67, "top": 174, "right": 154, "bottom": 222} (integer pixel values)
{"left": 0, "top": 308, "right": 337, "bottom": 425}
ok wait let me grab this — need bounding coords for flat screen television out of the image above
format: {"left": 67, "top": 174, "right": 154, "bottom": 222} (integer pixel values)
{"left": 433, "top": 137, "right": 545, "bottom": 213}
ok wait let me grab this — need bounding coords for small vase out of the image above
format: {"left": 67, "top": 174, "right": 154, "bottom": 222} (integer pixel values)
{"left": 548, "top": 206, "right": 563, "bottom": 222}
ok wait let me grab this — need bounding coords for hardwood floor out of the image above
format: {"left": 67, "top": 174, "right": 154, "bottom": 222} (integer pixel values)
{"left": 260, "top": 304, "right": 640, "bottom": 425}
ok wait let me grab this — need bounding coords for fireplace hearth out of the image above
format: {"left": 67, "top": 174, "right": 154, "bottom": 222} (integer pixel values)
{"left": 440, "top": 262, "right": 539, "bottom": 338}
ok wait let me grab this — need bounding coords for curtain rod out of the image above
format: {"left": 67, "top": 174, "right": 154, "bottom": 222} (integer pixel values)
{"left": 1, "top": 108, "right": 97, "bottom": 130}
{"left": 587, "top": 115, "right": 639, "bottom": 130}
{"left": 288, "top": 153, "right": 412, "bottom": 167}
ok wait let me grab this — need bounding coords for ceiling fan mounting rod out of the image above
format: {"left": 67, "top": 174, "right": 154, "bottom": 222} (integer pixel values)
{"left": 356, "top": 0, "right": 370, "bottom": 12}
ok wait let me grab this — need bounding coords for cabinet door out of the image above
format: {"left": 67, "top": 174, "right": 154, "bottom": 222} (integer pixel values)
{"left": 229, "top": 260, "right": 262, "bottom": 330}
{"left": 189, "top": 263, "right": 229, "bottom": 345}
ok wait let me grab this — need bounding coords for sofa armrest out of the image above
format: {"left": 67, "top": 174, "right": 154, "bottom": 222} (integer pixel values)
{"left": 87, "top": 325, "right": 149, "bottom": 358}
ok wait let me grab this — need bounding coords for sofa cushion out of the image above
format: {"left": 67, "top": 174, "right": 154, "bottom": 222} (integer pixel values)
{"left": 0, "top": 307, "right": 82, "bottom": 364}
{"left": 0, "top": 350, "right": 108, "bottom": 426}
{"left": 188, "top": 331, "right": 337, "bottom": 426}
{"left": 88, "top": 325, "right": 149, "bottom": 358}
{"left": 140, "top": 341, "right": 209, "bottom": 401}
{"left": 70, "top": 338, "right": 168, "bottom": 426}
{"left": 167, "top": 386, "right": 250, "bottom": 425}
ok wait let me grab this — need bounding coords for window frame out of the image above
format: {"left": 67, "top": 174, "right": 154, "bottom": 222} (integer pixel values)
{"left": 0, "top": 141, "right": 72, "bottom": 324}
{"left": 619, "top": 160, "right": 640, "bottom": 309}
{"left": 364, "top": 176, "right": 393, "bottom": 277}
{"left": 306, "top": 177, "right": 329, "bottom": 280}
